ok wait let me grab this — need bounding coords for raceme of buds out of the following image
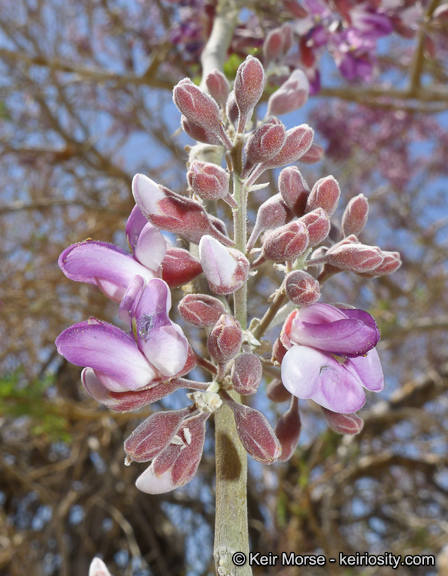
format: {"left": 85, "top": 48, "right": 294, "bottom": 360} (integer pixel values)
{"left": 247, "top": 193, "right": 293, "bottom": 252}
{"left": 161, "top": 247, "right": 202, "bottom": 288}
{"left": 124, "top": 407, "right": 191, "bottom": 463}
{"left": 132, "top": 174, "right": 232, "bottom": 246}
{"left": 187, "top": 160, "right": 236, "bottom": 207}
{"left": 244, "top": 117, "right": 287, "bottom": 172}
{"left": 275, "top": 396, "right": 301, "bottom": 461}
{"left": 299, "top": 207, "right": 331, "bottom": 246}
{"left": 267, "top": 69, "right": 310, "bottom": 118}
{"left": 266, "top": 378, "right": 291, "bottom": 403}
{"left": 205, "top": 69, "right": 229, "bottom": 108}
{"left": 181, "top": 115, "right": 222, "bottom": 146}
{"left": 322, "top": 408, "right": 364, "bottom": 435}
{"left": 231, "top": 353, "right": 263, "bottom": 395}
{"left": 299, "top": 143, "right": 324, "bottom": 165}
{"left": 325, "top": 241, "right": 384, "bottom": 273}
{"left": 306, "top": 176, "right": 341, "bottom": 217}
{"left": 199, "top": 235, "right": 249, "bottom": 295}
{"left": 258, "top": 220, "right": 309, "bottom": 264}
{"left": 178, "top": 294, "right": 226, "bottom": 327}
{"left": 234, "top": 55, "right": 266, "bottom": 133}
{"left": 342, "top": 193, "right": 369, "bottom": 237}
{"left": 285, "top": 270, "right": 321, "bottom": 306}
{"left": 173, "top": 78, "right": 232, "bottom": 148}
{"left": 224, "top": 393, "right": 281, "bottom": 464}
{"left": 207, "top": 314, "right": 243, "bottom": 365}
{"left": 363, "top": 250, "right": 402, "bottom": 277}
{"left": 279, "top": 166, "right": 309, "bottom": 217}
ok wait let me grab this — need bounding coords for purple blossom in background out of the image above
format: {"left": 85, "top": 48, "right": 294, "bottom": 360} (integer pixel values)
{"left": 281, "top": 304, "right": 384, "bottom": 413}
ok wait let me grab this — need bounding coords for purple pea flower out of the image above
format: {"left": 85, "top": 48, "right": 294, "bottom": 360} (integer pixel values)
{"left": 280, "top": 303, "right": 384, "bottom": 414}
{"left": 56, "top": 278, "right": 189, "bottom": 393}
{"left": 349, "top": 5, "right": 393, "bottom": 39}
{"left": 59, "top": 206, "right": 167, "bottom": 302}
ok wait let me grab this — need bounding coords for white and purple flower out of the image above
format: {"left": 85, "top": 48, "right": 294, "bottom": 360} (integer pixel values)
{"left": 281, "top": 303, "right": 384, "bottom": 414}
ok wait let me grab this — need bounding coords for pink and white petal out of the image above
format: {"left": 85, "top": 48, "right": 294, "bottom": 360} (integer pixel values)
{"left": 89, "top": 557, "right": 112, "bottom": 576}
{"left": 348, "top": 348, "right": 384, "bottom": 392}
{"left": 135, "top": 463, "right": 177, "bottom": 494}
{"left": 132, "top": 173, "right": 166, "bottom": 217}
{"left": 56, "top": 321, "right": 155, "bottom": 391}
{"left": 119, "top": 275, "right": 145, "bottom": 326}
{"left": 126, "top": 205, "right": 148, "bottom": 251}
{"left": 296, "top": 303, "right": 348, "bottom": 324}
{"left": 281, "top": 345, "right": 325, "bottom": 398}
{"left": 142, "top": 324, "right": 189, "bottom": 377}
{"left": 199, "top": 235, "right": 235, "bottom": 288}
{"left": 134, "top": 223, "right": 167, "bottom": 271}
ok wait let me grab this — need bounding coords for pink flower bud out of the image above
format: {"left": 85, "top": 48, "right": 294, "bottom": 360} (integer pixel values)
{"left": 364, "top": 251, "right": 402, "bottom": 277}
{"left": 199, "top": 235, "right": 249, "bottom": 295}
{"left": 299, "top": 207, "right": 331, "bottom": 246}
{"left": 178, "top": 294, "right": 226, "bottom": 327}
{"left": 187, "top": 160, "right": 235, "bottom": 207}
{"left": 260, "top": 220, "right": 309, "bottom": 263}
{"left": 132, "top": 174, "right": 232, "bottom": 246}
{"left": 325, "top": 242, "right": 384, "bottom": 273}
{"left": 433, "top": 3, "right": 448, "bottom": 20}
{"left": 263, "top": 125, "right": 314, "bottom": 170}
{"left": 173, "top": 78, "right": 231, "bottom": 148}
{"left": 279, "top": 166, "right": 309, "bottom": 217}
{"left": 322, "top": 408, "right": 364, "bottom": 435}
{"left": 205, "top": 69, "right": 229, "bottom": 108}
{"left": 124, "top": 408, "right": 190, "bottom": 463}
{"left": 244, "top": 117, "right": 287, "bottom": 170}
{"left": 224, "top": 394, "right": 281, "bottom": 463}
{"left": 226, "top": 90, "right": 239, "bottom": 127}
{"left": 285, "top": 270, "right": 321, "bottom": 306}
{"left": 281, "top": 23, "right": 294, "bottom": 55}
{"left": 207, "top": 314, "right": 243, "bottom": 364}
{"left": 263, "top": 28, "right": 284, "bottom": 66}
{"left": 161, "top": 247, "right": 202, "bottom": 288}
{"left": 231, "top": 353, "right": 263, "bottom": 395}
{"left": 247, "top": 193, "right": 293, "bottom": 252}
{"left": 267, "top": 69, "right": 310, "bottom": 117}
{"left": 234, "top": 56, "right": 266, "bottom": 133}
{"left": 275, "top": 397, "right": 301, "bottom": 461}
{"left": 342, "top": 194, "right": 369, "bottom": 237}
{"left": 181, "top": 115, "right": 222, "bottom": 146}
{"left": 266, "top": 378, "right": 291, "bottom": 403}
{"left": 299, "top": 143, "right": 324, "bottom": 165}
{"left": 283, "top": 0, "right": 309, "bottom": 18}
{"left": 306, "top": 176, "right": 341, "bottom": 216}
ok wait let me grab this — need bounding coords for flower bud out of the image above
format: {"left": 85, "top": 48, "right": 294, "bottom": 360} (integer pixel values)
{"left": 247, "top": 193, "right": 293, "bottom": 251}
{"left": 178, "top": 294, "right": 226, "bottom": 327}
{"left": 187, "top": 160, "right": 235, "bottom": 207}
{"left": 181, "top": 115, "right": 222, "bottom": 146}
{"left": 199, "top": 235, "right": 249, "bottom": 295}
{"left": 299, "top": 143, "right": 324, "bottom": 165}
{"left": 226, "top": 90, "right": 239, "bottom": 127}
{"left": 322, "top": 408, "right": 364, "bottom": 435}
{"left": 281, "top": 23, "right": 294, "bottom": 55}
{"left": 285, "top": 270, "right": 321, "bottom": 306}
{"left": 207, "top": 314, "right": 243, "bottom": 364}
{"left": 434, "top": 3, "right": 448, "bottom": 20}
{"left": 205, "top": 69, "right": 229, "bottom": 108}
{"left": 231, "top": 353, "right": 263, "bottom": 395}
{"left": 234, "top": 56, "right": 266, "bottom": 133}
{"left": 224, "top": 394, "right": 281, "bottom": 463}
{"left": 263, "top": 28, "right": 284, "bottom": 66}
{"left": 161, "top": 247, "right": 202, "bottom": 287}
{"left": 267, "top": 69, "right": 309, "bottom": 117}
{"left": 283, "top": 0, "right": 309, "bottom": 18}
{"left": 89, "top": 558, "right": 112, "bottom": 576}
{"left": 275, "top": 397, "right": 301, "bottom": 461}
{"left": 306, "top": 176, "right": 341, "bottom": 216}
{"left": 263, "top": 125, "right": 314, "bottom": 170}
{"left": 244, "top": 117, "right": 287, "bottom": 170}
{"left": 173, "top": 78, "right": 231, "bottom": 148}
{"left": 272, "top": 338, "right": 288, "bottom": 365}
{"left": 132, "top": 174, "right": 232, "bottom": 246}
{"left": 124, "top": 408, "right": 190, "bottom": 463}
{"left": 363, "top": 250, "right": 402, "bottom": 277}
{"left": 342, "top": 194, "right": 369, "bottom": 237}
{"left": 325, "top": 242, "right": 384, "bottom": 273}
{"left": 266, "top": 378, "right": 291, "bottom": 403}
{"left": 279, "top": 166, "right": 309, "bottom": 217}
{"left": 260, "top": 220, "right": 309, "bottom": 263}
{"left": 299, "top": 207, "right": 331, "bottom": 246}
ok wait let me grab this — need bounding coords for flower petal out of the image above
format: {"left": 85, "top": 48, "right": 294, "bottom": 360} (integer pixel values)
{"left": 281, "top": 344, "right": 366, "bottom": 413}
{"left": 134, "top": 223, "right": 167, "bottom": 271}
{"left": 134, "top": 279, "right": 189, "bottom": 376}
{"left": 56, "top": 321, "right": 156, "bottom": 391}
{"left": 348, "top": 348, "right": 384, "bottom": 392}
{"left": 118, "top": 275, "right": 145, "bottom": 326}
{"left": 126, "top": 205, "right": 148, "bottom": 251}
{"left": 59, "top": 241, "right": 154, "bottom": 302}
{"left": 135, "top": 463, "right": 177, "bottom": 494}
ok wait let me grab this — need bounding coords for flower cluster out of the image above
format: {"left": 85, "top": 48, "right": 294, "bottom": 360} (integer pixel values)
{"left": 56, "top": 55, "right": 401, "bottom": 494}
